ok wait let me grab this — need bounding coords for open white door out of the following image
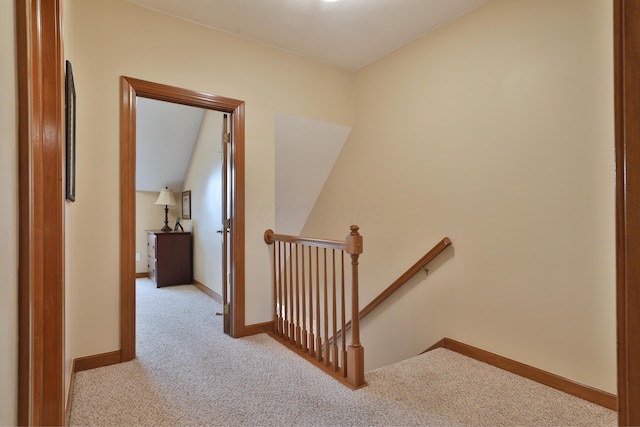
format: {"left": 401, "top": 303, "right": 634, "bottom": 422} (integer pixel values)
{"left": 219, "top": 114, "right": 232, "bottom": 334}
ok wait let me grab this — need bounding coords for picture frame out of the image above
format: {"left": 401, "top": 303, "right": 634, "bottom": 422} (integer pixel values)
{"left": 182, "top": 190, "right": 191, "bottom": 219}
{"left": 65, "top": 60, "right": 76, "bottom": 202}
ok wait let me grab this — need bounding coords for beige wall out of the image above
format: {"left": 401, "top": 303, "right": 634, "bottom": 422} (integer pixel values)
{"left": 63, "top": 0, "right": 616, "bottom": 395}
{"left": 182, "top": 110, "right": 225, "bottom": 295}
{"left": 63, "top": 0, "right": 354, "bottom": 360}
{"left": 303, "top": 0, "right": 616, "bottom": 392}
{"left": 135, "top": 191, "right": 181, "bottom": 274}
{"left": 0, "top": 0, "right": 17, "bottom": 424}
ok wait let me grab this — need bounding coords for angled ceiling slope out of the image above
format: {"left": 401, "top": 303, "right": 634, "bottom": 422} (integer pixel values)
{"left": 136, "top": 98, "right": 205, "bottom": 192}
{"left": 276, "top": 113, "right": 352, "bottom": 235}
{"left": 127, "top": 0, "right": 490, "bottom": 71}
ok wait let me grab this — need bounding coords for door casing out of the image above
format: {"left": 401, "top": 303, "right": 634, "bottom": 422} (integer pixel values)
{"left": 119, "top": 76, "right": 247, "bottom": 363}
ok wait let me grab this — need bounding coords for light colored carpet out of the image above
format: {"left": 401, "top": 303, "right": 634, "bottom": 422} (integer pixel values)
{"left": 69, "top": 279, "right": 616, "bottom": 426}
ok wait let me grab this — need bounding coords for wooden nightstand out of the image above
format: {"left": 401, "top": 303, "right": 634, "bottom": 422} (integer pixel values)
{"left": 147, "top": 230, "right": 192, "bottom": 287}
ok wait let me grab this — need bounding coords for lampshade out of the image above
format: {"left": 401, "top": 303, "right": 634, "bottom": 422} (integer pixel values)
{"left": 155, "top": 187, "right": 177, "bottom": 206}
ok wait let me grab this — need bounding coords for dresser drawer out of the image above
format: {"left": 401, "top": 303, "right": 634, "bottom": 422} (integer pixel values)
{"left": 147, "top": 257, "right": 156, "bottom": 282}
{"left": 147, "top": 233, "right": 157, "bottom": 259}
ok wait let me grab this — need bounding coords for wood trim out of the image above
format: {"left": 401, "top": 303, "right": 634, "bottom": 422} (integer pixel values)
{"left": 16, "top": 2, "right": 37, "bottom": 423}
{"left": 118, "top": 77, "right": 244, "bottom": 111}
{"left": 243, "top": 321, "right": 274, "bottom": 336}
{"left": 73, "top": 351, "right": 122, "bottom": 372}
{"left": 426, "top": 338, "right": 617, "bottom": 411}
{"left": 16, "top": 0, "right": 65, "bottom": 425}
{"left": 120, "top": 78, "right": 137, "bottom": 363}
{"left": 135, "top": 272, "right": 148, "bottom": 279}
{"left": 230, "top": 103, "right": 246, "bottom": 337}
{"left": 120, "top": 77, "right": 247, "bottom": 363}
{"left": 193, "top": 279, "right": 223, "bottom": 304}
{"left": 614, "top": 1, "right": 640, "bottom": 425}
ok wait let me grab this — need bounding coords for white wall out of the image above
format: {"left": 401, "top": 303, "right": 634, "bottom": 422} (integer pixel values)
{"left": 63, "top": 0, "right": 354, "bottom": 360}
{"left": 182, "top": 110, "right": 225, "bottom": 295}
{"left": 0, "top": 0, "right": 18, "bottom": 424}
{"left": 303, "top": 0, "right": 616, "bottom": 392}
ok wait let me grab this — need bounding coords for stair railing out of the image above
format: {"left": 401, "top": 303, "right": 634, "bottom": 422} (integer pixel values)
{"left": 264, "top": 225, "right": 365, "bottom": 388}
{"left": 336, "top": 237, "right": 452, "bottom": 340}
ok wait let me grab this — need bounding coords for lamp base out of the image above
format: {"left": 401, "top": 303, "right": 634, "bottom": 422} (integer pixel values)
{"left": 161, "top": 205, "right": 171, "bottom": 232}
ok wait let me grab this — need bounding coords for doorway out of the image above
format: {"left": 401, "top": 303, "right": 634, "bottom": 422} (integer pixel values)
{"left": 135, "top": 99, "right": 228, "bottom": 324}
{"left": 119, "top": 77, "right": 246, "bottom": 362}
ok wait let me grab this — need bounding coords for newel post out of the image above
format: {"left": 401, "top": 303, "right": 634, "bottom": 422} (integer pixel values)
{"left": 345, "top": 225, "right": 365, "bottom": 387}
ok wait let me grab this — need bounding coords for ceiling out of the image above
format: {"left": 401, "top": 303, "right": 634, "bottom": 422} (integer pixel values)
{"left": 127, "top": 0, "right": 490, "bottom": 71}
{"left": 136, "top": 98, "right": 206, "bottom": 193}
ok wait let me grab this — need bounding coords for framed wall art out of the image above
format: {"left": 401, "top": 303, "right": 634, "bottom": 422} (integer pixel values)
{"left": 182, "top": 190, "right": 191, "bottom": 219}
{"left": 65, "top": 60, "right": 76, "bottom": 202}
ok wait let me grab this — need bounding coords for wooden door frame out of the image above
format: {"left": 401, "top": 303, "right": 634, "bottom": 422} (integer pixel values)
{"left": 614, "top": 0, "right": 640, "bottom": 424}
{"left": 15, "top": 0, "right": 65, "bottom": 425}
{"left": 119, "top": 77, "right": 247, "bottom": 362}
{"left": 15, "top": 1, "right": 640, "bottom": 425}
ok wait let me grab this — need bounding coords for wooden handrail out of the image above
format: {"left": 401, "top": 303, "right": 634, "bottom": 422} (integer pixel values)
{"left": 338, "top": 237, "right": 452, "bottom": 338}
{"left": 264, "top": 229, "right": 346, "bottom": 251}
{"left": 359, "top": 237, "right": 451, "bottom": 320}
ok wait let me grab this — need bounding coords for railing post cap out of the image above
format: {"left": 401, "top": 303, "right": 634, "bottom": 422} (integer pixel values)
{"left": 264, "top": 229, "right": 274, "bottom": 244}
{"left": 346, "top": 225, "right": 363, "bottom": 255}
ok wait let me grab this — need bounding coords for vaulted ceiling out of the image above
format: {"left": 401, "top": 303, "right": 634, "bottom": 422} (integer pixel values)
{"left": 136, "top": 98, "right": 206, "bottom": 193}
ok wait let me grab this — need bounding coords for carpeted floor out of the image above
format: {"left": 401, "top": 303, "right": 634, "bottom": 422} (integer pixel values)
{"left": 69, "top": 279, "right": 617, "bottom": 426}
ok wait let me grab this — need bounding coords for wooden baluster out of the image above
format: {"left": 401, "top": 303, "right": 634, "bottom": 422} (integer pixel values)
{"left": 301, "top": 245, "right": 307, "bottom": 352}
{"left": 280, "top": 242, "right": 286, "bottom": 337}
{"left": 346, "top": 225, "right": 365, "bottom": 387}
{"left": 289, "top": 242, "right": 295, "bottom": 343}
{"left": 295, "top": 244, "right": 301, "bottom": 348}
{"left": 283, "top": 243, "right": 288, "bottom": 341}
{"left": 282, "top": 243, "right": 289, "bottom": 339}
{"left": 315, "top": 247, "right": 322, "bottom": 362}
{"left": 341, "top": 250, "right": 347, "bottom": 377}
{"left": 331, "top": 249, "right": 339, "bottom": 371}
{"left": 278, "top": 242, "right": 284, "bottom": 336}
{"left": 323, "top": 248, "right": 330, "bottom": 367}
{"left": 308, "top": 246, "right": 315, "bottom": 357}
{"left": 272, "top": 245, "right": 278, "bottom": 332}
{"left": 273, "top": 241, "right": 279, "bottom": 334}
